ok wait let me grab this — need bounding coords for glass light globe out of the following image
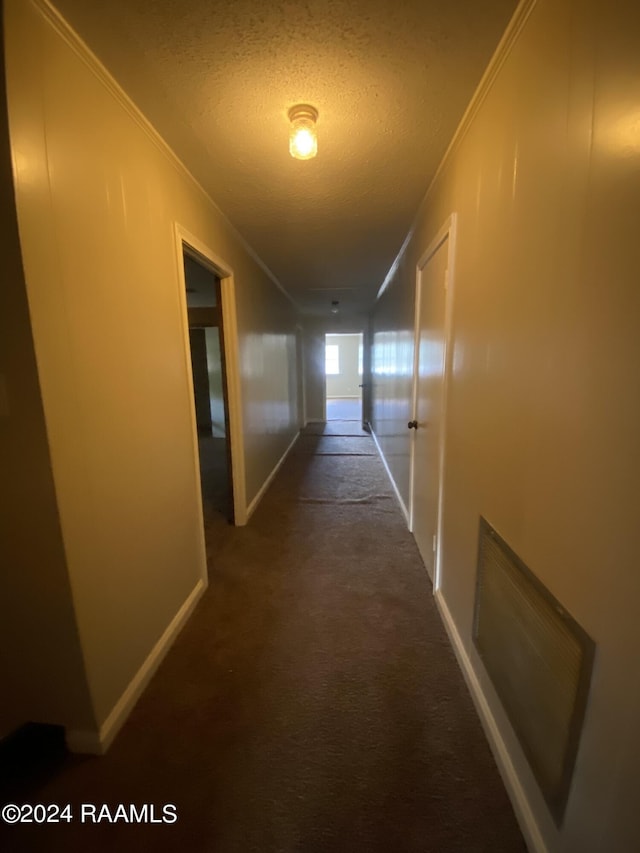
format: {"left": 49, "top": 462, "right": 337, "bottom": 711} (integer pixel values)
{"left": 288, "top": 105, "right": 318, "bottom": 160}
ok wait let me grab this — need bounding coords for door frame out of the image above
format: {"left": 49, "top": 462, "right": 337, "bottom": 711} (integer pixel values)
{"left": 324, "top": 331, "right": 365, "bottom": 422}
{"left": 409, "top": 213, "right": 457, "bottom": 590}
{"left": 174, "top": 223, "right": 247, "bottom": 526}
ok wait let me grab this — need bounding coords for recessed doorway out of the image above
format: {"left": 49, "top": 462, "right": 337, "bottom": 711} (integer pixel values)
{"left": 183, "top": 251, "right": 233, "bottom": 523}
{"left": 325, "top": 333, "right": 363, "bottom": 421}
{"left": 409, "top": 214, "right": 456, "bottom": 589}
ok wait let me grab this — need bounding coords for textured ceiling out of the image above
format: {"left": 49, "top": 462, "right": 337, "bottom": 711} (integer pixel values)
{"left": 52, "top": 0, "right": 519, "bottom": 317}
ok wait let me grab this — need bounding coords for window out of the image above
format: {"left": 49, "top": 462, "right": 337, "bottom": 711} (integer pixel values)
{"left": 325, "top": 344, "right": 340, "bottom": 375}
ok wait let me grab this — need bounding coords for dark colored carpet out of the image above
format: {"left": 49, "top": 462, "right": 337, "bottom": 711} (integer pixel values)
{"left": 303, "top": 420, "right": 367, "bottom": 437}
{"left": 0, "top": 423, "right": 526, "bottom": 852}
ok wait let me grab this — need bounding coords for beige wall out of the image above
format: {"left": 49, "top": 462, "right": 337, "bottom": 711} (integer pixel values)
{"left": 4, "top": 0, "right": 298, "bottom": 742}
{"left": 0, "top": 19, "right": 95, "bottom": 737}
{"left": 372, "top": 0, "right": 640, "bottom": 850}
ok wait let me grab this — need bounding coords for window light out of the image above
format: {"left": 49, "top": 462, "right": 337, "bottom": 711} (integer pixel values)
{"left": 325, "top": 344, "right": 340, "bottom": 375}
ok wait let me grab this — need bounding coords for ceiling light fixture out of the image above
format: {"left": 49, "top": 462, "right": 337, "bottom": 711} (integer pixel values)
{"left": 331, "top": 300, "right": 339, "bottom": 314}
{"left": 288, "top": 104, "right": 318, "bottom": 160}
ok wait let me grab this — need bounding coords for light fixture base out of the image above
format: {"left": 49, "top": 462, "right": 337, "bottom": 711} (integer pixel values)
{"left": 288, "top": 104, "right": 319, "bottom": 124}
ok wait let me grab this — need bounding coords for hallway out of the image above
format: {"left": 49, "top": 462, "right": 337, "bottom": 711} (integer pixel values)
{"left": 1, "top": 424, "right": 524, "bottom": 852}
{"left": 4, "top": 1, "right": 640, "bottom": 848}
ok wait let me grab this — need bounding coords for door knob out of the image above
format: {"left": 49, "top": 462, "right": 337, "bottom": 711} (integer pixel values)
{"left": 407, "top": 420, "right": 418, "bottom": 430}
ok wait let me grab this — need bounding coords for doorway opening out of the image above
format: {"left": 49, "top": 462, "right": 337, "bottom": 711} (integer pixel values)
{"left": 325, "top": 333, "right": 363, "bottom": 421}
{"left": 409, "top": 214, "right": 456, "bottom": 589}
{"left": 183, "top": 250, "right": 234, "bottom": 524}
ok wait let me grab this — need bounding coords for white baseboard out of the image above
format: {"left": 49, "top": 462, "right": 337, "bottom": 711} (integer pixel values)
{"left": 66, "top": 578, "right": 207, "bottom": 755}
{"left": 245, "top": 430, "right": 299, "bottom": 521}
{"left": 434, "top": 588, "right": 548, "bottom": 853}
{"left": 370, "top": 427, "right": 410, "bottom": 526}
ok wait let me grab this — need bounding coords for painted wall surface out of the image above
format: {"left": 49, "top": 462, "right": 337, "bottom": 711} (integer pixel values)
{"left": 4, "top": 0, "right": 298, "bottom": 736}
{"left": 0, "top": 22, "right": 95, "bottom": 737}
{"left": 372, "top": 0, "right": 640, "bottom": 850}
{"left": 302, "top": 315, "right": 369, "bottom": 422}
{"left": 241, "top": 323, "right": 298, "bottom": 500}
{"left": 325, "top": 334, "right": 362, "bottom": 398}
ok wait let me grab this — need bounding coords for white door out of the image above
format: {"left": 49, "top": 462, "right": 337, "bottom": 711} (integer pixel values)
{"left": 411, "top": 233, "right": 450, "bottom": 583}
